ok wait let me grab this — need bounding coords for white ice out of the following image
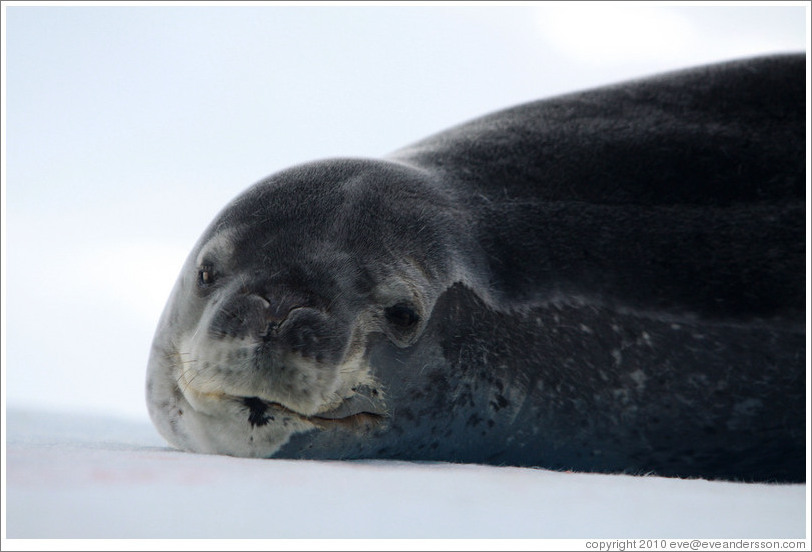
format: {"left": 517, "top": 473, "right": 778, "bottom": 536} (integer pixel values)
{"left": 4, "top": 408, "right": 806, "bottom": 541}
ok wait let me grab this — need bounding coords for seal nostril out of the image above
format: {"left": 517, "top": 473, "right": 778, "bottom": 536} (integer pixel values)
{"left": 260, "top": 295, "right": 308, "bottom": 340}
{"left": 262, "top": 318, "right": 286, "bottom": 339}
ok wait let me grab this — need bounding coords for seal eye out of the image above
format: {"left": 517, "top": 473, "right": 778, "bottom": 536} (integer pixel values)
{"left": 198, "top": 265, "right": 215, "bottom": 287}
{"left": 385, "top": 303, "right": 419, "bottom": 329}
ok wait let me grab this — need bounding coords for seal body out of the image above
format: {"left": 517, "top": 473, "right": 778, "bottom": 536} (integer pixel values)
{"left": 146, "top": 54, "right": 806, "bottom": 482}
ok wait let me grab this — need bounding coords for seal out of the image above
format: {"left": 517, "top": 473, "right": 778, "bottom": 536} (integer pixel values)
{"left": 146, "top": 53, "right": 806, "bottom": 482}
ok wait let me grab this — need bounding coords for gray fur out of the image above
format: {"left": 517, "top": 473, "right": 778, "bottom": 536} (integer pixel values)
{"left": 147, "top": 54, "right": 805, "bottom": 481}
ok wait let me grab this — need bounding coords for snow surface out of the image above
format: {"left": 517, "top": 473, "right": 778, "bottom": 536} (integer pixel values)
{"left": 4, "top": 408, "right": 807, "bottom": 541}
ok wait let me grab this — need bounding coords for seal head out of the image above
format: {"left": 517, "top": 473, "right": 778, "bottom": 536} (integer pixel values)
{"left": 146, "top": 158, "right": 486, "bottom": 457}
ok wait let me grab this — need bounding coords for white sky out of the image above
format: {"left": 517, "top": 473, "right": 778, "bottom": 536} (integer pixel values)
{"left": 2, "top": 2, "right": 809, "bottom": 420}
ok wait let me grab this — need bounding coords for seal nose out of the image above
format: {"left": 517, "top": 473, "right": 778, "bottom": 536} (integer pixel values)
{"left": 262, "top": 312, "right": 286, "bottom": 337}
{"left": 208, "top": 290, "right": 308, "bottom": 340}
{"left": 260, "top": 292, "right": 306, "bottom": 338}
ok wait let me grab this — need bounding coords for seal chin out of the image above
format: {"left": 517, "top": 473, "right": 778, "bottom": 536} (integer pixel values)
{"left": 241, "top": 395, "right": 388, "bottom": 432}
{"left": 147, "top": 331, "right": 389, "bottom": 458}
{"left": 308, "top": 389, "right": 390, "bottom": 432}
{"left": 177, "top": 360, "right": 389, "bottom": 431}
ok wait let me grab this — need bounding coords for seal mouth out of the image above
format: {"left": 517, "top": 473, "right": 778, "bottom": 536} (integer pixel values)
{"left": 241, "top": 395, "right": 388, "bottom": 432}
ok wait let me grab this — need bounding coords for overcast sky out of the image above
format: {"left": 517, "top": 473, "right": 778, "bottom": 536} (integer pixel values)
{"left": 2, "top": 3, "right": 808, "bottom": 421}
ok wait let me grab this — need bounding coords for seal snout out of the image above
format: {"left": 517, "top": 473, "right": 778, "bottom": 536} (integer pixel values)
{"left": 274, "top": 307, "right": 347, "bottom": 365}
{"left": 208, "top": 287, "right": 349, "bottom": 367}
{"left": 259, "top": 296, "right": 305, "bottom": 339}
{"left": 209, "top": 290, "right": 306, "bottom": 340}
